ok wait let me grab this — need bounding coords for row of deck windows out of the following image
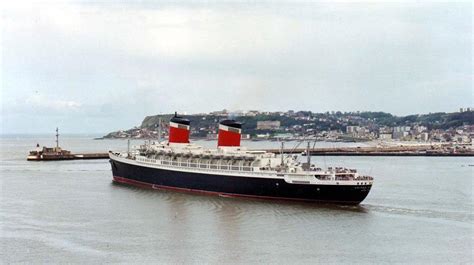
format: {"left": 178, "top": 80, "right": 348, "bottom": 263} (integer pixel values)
{"left": 138, "top": 157, "right": 254, "bottom": 172}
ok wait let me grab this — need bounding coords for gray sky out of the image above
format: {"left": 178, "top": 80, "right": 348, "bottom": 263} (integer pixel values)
{"left": 1, "top": 1, "right": 472, "bottom": 133}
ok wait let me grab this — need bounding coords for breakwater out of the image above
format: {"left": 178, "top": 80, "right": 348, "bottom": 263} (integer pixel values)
{"left": 27, "top": 152, "right": 109, "bottom": 161}
{"left": 260, "top": 145, "right": 473, "bottom": 156}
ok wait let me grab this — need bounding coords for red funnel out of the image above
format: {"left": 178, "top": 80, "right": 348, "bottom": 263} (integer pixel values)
{"left": 218, "top": 120, "right": 241, "bottom": 147}
{"left": 169, "top": 113, "right": 190, "bottom": 144}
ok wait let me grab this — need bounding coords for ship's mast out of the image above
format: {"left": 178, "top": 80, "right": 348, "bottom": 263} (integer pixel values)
{"left": 280, "top": 141, "right": 284, "bottom": 166}
{"left": 306, "top": 141, "right": 311, "bottom": 166}
{"left": 55, "top": 127, "right": 59, "bottom": 148}
{"left": 127, "top": 139, "right": 130, "bottom": 158}
{"left": 158, "top": 117, "right": 162, "bottom": 143}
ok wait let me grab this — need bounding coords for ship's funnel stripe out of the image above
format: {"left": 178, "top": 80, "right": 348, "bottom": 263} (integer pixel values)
{"left": 218, "top": 124, "right": 241, "bottom": 134}
{"left": 169, "top": 118, "right": 190, "bottom": 144}
{"left": 170, "top": 122, "right": 190, "bottom": 130}
{"left": 218, "top": 123, "right": 241, "bottom": 147}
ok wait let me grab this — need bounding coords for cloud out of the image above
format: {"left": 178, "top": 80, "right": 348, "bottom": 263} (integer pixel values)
{"left": 2, "top": 2, "right": 302, "bottom": 61}
{"left": 1, "top": 1, "right": 472, "bottom": 133}
{"left": 24, "top": 95, "right": 82, "bottom": 111}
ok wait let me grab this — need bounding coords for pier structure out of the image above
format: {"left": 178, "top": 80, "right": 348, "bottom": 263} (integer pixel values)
{"left": 260, "top": 145, "right": 473, "bottom": 157}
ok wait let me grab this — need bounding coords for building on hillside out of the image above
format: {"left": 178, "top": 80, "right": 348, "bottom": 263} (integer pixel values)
{"left": 210, "top": 109, "right": 228, "bottom": 117}
{"left": 257, "top": 121, "right": 281, "bottom": 130}
{"left": 415, "top": 125, "right": 428, "bottom": 133}
{"left": 379, "top": 133, "right": 392, "bottom": 140}
{"left": 245, "top": 110, "right": 259, "bottom": 117}
{"left": 346, "top": 126, "right": 360, "bottom": 134}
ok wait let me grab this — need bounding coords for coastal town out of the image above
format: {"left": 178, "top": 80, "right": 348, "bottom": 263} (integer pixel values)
{"left": 102, "top": 108, "right": 473, "bottom": 147}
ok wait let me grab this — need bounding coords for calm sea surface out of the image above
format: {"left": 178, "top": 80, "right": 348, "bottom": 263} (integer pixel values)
{"left": 1, "top": 135, "right": 472, "bottom": 264}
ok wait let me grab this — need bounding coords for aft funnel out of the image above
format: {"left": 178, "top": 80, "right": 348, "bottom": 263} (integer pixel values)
{"left": 217, "top": 120, "right": 242, "bottom": 147}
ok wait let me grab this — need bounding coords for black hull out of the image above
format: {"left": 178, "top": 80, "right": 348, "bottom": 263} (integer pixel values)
{"left": 110, "top": 159, "right": 372, "bottom": 204}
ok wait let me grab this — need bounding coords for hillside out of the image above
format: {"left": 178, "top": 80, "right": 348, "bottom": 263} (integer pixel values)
{"left": 102, "top": 110, "right": 473, "bottom": 139}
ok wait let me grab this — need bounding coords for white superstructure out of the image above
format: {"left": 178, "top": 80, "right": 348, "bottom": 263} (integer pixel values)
{"left": 111, "top": 140, "right": 374, "bottom": 186}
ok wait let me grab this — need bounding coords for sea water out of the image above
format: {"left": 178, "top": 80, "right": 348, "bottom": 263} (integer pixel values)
{"left": 1, "top": 135, "right": 472, "bottom": 263}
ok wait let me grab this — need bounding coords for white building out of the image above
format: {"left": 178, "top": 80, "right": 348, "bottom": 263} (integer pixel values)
{"left": 257, "top": 121, "right": 281, "bottom": 130}
{"left": 346, "top": 126, "right": 360, "bottom": 133}
{"left": 420, "top": 132, "right": 429, "bottom": 142}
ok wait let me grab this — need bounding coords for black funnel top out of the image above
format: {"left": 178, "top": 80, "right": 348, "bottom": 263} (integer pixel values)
{"left": 170, "top": 112, "right": 190, "bottom": 125}
{"left": 220, "top": 119, "right": 242, "bottom": 129}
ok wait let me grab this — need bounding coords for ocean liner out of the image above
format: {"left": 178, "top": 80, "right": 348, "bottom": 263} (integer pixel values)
{"left": 109, "top": 114, "right": 374, "bottom": 204}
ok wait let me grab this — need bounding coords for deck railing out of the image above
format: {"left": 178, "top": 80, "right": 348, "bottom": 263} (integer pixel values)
{"left": 136, "top": 156, "right": 255, "bottom": 173}
{"left": 128, "top": 155, "right": 372, "bottom": 182}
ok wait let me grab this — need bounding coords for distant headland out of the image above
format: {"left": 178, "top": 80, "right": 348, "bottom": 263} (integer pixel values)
{"left": 99, "top": 109, "right": 473, "bottom": 144}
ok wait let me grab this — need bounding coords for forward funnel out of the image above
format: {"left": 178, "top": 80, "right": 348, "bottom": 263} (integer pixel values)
{"left": 169, "top": 113, "right": 190, "bottom": 144}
